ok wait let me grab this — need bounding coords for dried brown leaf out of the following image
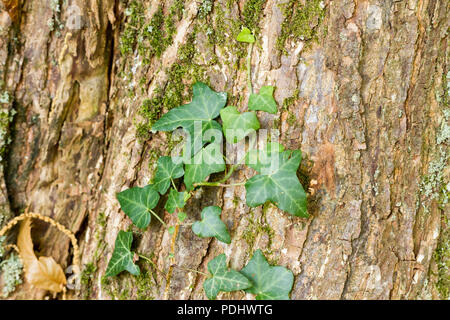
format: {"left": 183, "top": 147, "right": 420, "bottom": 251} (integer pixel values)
{"left": 17, "top": 218, "right": 66, "bottom": 293}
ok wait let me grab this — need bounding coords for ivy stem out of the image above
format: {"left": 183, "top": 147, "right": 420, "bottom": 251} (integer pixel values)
{"left": 171, "top": 178, "right": 178, "bottom": 192}
{"left": 193, "top": 154, "right": 248, "bottom": 188}
{"left": 149, "top": 209, "right": 167, "bottom": 227}
{"left": 174, "top": 265, "right": 208, "bottom": 277}
{"left": 247, "top": 42, "right": 254, "bottom": 95}
{"left": 138, "top": 254, "right": 166, "bottom": 276}
{"left": 220, "top": 163, "right": 238, "bottom": 183}
{"left": 194, "top": 181, "right": 246, "bottom": 187}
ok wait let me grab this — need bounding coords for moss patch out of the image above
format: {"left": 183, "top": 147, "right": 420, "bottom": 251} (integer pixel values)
{"left": 120, "top": 1, "right": 183, "bottom": 64}
{"left": 119, "top": 1, "right": 145, "bottom": 56}
{"left": 242, "top": 0, "right": 266, "bottom": 35}
{"left": 242, "top": 206, "right": 275, "bottom": 253}
{"left": 277, "top": 0, "right": 326, "bottom": 52}
{"left": 433, "top": 214, "right": 449, "bottom": 299}
{"left": 136, "top": 27, "right": 208, "bottom": 140}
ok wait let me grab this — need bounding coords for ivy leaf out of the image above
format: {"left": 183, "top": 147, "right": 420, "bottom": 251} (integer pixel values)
{"left": 203, "top": 254, "right": 252, "bottom": 300}
{"left": 248, "top": 86, "right": 277, "bottom": 114}
{"left": 178, "top": 211, "right": 187, "bottom": 222}
{"left": 151, "top": 82, "right": 227, "bottom": 156}
{"left": 184, "top": 143, "right": 225, "bottom": 190}
{"left": 236, "top": 27, "right": 255, "bottom": 43}
{"left": 116, "top": 185, "right": 160, "bottom": 229}
{"left": 192, "top": 206, "right": 231, "bottom": 244}
{"left": 220, "top": 106, "right": 260, "bottom": 143}
{"left": 165, "top": 189, "right": 188, "bottom": 214}
{"left": 153, "top": 156, "right": 184, "bottom": 194}
{"left": 245, "top": 143, "right": 308, "bottom": 217}
{"left": 105, "top": 231, "right": 140, "bottom": 277}
{"left": 240, "top": 249, "right": 293, "bottom": 300}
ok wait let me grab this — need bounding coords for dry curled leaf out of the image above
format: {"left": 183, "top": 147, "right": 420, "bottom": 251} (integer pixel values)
{"left": 17, "top": 218, "right": 66, "bottom": 293}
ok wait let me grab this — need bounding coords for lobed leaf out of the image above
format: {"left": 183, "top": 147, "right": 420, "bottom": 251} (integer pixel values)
{"left": 116, "top": 185, "right": 160, "bottom": 229}
{"left": 192, "top": 206, "right": 231, "bottom": 244}
{"left": 203, "top": 254, "right": 251, "bottom": 300}
{"left": 245, "top": 144, "right": 308, "bottom": 217}
{"left": 240, "top": 250, "right": 293, "bottom": 300}
{"left": 105, "top": 231, "right": 140, "bottom": 277}
{"left": 184, "top": 143, "right": 225, "bottom": 190}
{"left": 153, "top": 156, "right": 184, "bottom": 194}
{"left": 152, "top": 82, "right": 227, "bottom": 157}
{"left": 248, "top": 86, "right": 277, "bottom": 114}
{"left": 165, "top": 189, "right": 188, "bottom": 214}
{"left": 220, "top": 106, "right": 260, "bottom": 143}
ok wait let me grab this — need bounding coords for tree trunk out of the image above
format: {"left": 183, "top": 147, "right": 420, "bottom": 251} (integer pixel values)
{"left": 0, "top": 0, "right": 448, "bottom": 300}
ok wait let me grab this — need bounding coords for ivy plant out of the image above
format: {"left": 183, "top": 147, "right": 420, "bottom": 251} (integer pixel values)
{"left": 192, "top": 206, "right": 231, "bottom": 244}
{"left": 105, "top": 231, "right": 140, "bottom": 277}
{"left": 241, "top": 250, "right": 294, "bottom": 300}
{"left": 105, "top": 27, "right": 308, "bottom": 300}
{"left": 203, "top": 254, "right": 251, "bottom": 300}
{"left": 116, "top": 185, "right": 160, "bottom": 229}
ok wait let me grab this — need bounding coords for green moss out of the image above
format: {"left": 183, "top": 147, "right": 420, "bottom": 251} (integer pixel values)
{"left": 0, "top": 90, "right": 15, "bottom": 170}
{"left": 135, "top": 96, "right": 164, "bottom": 140}
{"left": 242, "top": 0, "right": 266, "bottom": 35}
{"left": 170, "top": 0, "right": 185, "bottom": 20}
{"left": 287, "top": 111, "right": 297, "bottom": 126}
{"left": 80, "top": 262, "right": 97, "bottom": 299}
{"left": 199, "top": 0, "right": 213, "bottom": 18}
{"left": 135, "top": 268, "right": 156, "bottom": 300}
{"left": 138, "top": 6, "right": 175, "bottom": 62}
{"left": 212, "top": 5, "right": 226, "bottom": 46}
{"left": 419, "top": 70, "right": 450, "bottom": 206}
{"left": 242, "top": 206, "right": 275, "bottom": 253}
{"left": 100, "top": 270, "right": 154, "bottom": 300}
{"left": 136, "top": 28, "right": 208, "bottom": 140}
{"left": 433, "top": 215, "right": 449, "bottom": 299}
{"left": 120, "top": 2, "right": 181, "bottom": 64}
{"left": 232, "top": 197, "right": 240, "bottom": 207}
{"left": 101, "top": 275, "right": 132, "bottom": 300}
{"left": 0, "top": 236, "right": 5, "bottom": 258}
{"left": 81, "top": 263, "right": 97, "bottom": 285}
{"left": 119, "top": 1, "right": 145, "bottom": 56}
{"left": 277, "top": 0, "right": 326, "bottom": 52}
{"left": 282, "top": 89, "right": 300, "bottom": 110}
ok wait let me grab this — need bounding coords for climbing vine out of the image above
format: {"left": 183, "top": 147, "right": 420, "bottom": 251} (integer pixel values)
{"left": 106, "top": 27, "right": 308, "bottom": 300}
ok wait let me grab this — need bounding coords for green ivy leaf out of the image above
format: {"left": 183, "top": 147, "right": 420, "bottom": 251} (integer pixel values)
{"left": 177, "top": 211, "right": 187, "bottom": 222}
{"left": 236, "top": 27, "right": 255, "bottom": 43}
{"left": 151, "top": 82, "right": 227, "bottom": 156}
{"left": 153, "top": 156, "right": 184, "bottom": 194}
{"left": 184, "top": 143, "right": 225, "bottom": 190}
{"left": 192, "top": 206, "right": 231, "bottom": 244}
{"left": 116, "top": 185, "right": 160, "bottom": 229}
{"left": 245, "top": 143, "right": 308, "bottom": 217}
{"left": 203, "top": 254, "right": 252, "bottom": 300}
{"left": 105, "top": 231, "right": 140, "bottom": 277}
{"left": 248, "top": 86, "right": 277, "bottom": 114}
{"left": 220, "top": 106, "right": 260, "bottom": 143}
{"left": 165, "top": 189, "right": 188, "bottom": 214}
{"left": 240, "top": 249, "right": 293, "bottom": 300}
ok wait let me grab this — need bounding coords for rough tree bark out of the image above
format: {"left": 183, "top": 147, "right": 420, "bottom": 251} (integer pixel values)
{"left": 0, "top": 0, "right": 448, "bottom": 300}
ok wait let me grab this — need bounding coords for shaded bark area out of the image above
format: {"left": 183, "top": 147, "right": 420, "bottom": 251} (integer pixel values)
{"left": 0, "top": 0, "right": 448, "bottom": 300}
